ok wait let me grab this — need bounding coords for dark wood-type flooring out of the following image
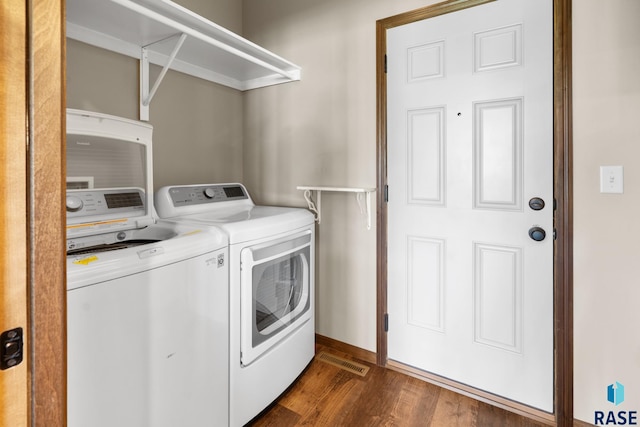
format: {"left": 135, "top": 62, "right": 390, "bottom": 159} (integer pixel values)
{"left": 249, "top": 342, "right": 552, "bottom": 427}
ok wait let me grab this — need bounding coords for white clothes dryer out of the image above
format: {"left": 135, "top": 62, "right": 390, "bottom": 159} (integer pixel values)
{"left": 66, "top": 110, "right": 229, "bottom": 427}
{"left": 155, "top": 183, "right": 315, "bottom": 427}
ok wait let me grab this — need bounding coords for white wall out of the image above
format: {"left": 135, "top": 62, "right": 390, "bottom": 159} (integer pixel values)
{"left": 572, "top": 0, "right": 640, "bottom": 422}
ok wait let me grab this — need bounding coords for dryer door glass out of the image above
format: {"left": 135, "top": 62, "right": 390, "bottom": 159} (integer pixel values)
{"left": 240, "top": 231, "right": 312, "bottom": 365}
{"left": 253, "top": 247, "right": 308, "bottom": 338}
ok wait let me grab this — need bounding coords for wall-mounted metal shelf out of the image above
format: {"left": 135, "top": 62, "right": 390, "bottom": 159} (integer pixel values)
{"left": 66, "top": 0, "right": 302, "bottom": 120}
{"left": 297, "top": 186, "right": 376, "bottom": 230}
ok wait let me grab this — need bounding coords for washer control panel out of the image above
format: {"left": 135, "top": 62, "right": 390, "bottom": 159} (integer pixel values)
{"left": 66, "top": 188, "right": 145, "bottom": 219}
{"left": 167, "top": 184, "right": 248, "bottom": 207}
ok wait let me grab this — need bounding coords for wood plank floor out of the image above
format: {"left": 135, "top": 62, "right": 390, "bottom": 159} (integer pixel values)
{"left": 248, "top": 342, "right": 550, "bottom": 427}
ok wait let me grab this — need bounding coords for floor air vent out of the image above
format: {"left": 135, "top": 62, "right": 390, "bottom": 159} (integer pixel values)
{"left": 316, "top": 352, "right": 370, "bottom": 377}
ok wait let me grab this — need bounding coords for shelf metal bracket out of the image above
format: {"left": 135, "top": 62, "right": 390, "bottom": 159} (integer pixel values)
{"left": 140, "top": 33, "right": 188, "bottom": 121}
{"left": 302, "top": 189, "right": 322, "bottom": 224}
{"left": 297, "top": 186, "right": 376, "bottom": 230}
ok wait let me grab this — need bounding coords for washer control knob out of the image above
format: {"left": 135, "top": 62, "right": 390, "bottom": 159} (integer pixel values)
{"left": 66, "top": 196, "right": 84, "bottom": 212}
{"left": 203, "top": 188, "right": 216, "bottom": 199}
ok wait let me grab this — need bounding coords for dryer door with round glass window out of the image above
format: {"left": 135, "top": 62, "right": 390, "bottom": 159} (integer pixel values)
{"left": 240, "top": 230, "right": 313, "bottom": 366}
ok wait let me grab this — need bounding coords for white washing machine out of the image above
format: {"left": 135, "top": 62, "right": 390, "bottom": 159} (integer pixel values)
{"left": 66, "top": 110, "right": 229, "bottom": 427}
{"left": 155, "top": 183, "right": 315, "bottom": 427}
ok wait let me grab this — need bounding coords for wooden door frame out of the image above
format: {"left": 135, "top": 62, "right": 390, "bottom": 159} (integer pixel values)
{"left": 375, "top": 0, "right": 573, "bottom": 425}
{"left": 29, "top": 0, "right": 67, "bottom": 425}
{"left": 1, "top": 1, "right": 65, "bottom": 426}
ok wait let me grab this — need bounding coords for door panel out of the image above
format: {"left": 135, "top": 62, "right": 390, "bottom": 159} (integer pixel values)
{"left": 473, "top": 242, "right": 522, "bottom": 352}
{"left": 473, "top": 97, "right": 523, "bottom": 209}
{"left": 408, "top": 107, "right": 445, "bottom": 205}
{"left": 387, "top": 0, "right": 553, "bottom": 411}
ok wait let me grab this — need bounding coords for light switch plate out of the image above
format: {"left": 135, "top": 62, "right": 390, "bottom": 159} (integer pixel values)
{"left": 600, "top": 166, "right": 624, "bottom": 194}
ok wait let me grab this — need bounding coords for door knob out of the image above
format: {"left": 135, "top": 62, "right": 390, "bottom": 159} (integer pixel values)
{"left": 528, "top": 227, "right": 546, "bottom": 241}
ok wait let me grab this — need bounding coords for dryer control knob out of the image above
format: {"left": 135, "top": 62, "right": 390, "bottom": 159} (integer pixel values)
{"left": 66, "top": 196, "right": 84, "bottom": 212}
{"left": 203, "top": 188, "right": 216, "bottom": 199}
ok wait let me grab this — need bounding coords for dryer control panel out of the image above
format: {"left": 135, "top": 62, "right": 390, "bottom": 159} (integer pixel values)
{"left": 167, "top": 184, "right": 248, "bottom": 207}
{"left": 155, "top": 183, "right": 254, "bottom": 218}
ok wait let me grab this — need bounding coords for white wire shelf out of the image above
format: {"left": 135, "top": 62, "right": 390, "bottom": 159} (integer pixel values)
{"left": 66, "top": 0, "right": 301, "bottom": 120}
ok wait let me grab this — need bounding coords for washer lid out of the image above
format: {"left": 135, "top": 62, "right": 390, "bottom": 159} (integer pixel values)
{"left": 66, "top": 109, "right": 155, "bottom": 238}
{"left": 67, "top": 221, "right": 228, "bottom": 290}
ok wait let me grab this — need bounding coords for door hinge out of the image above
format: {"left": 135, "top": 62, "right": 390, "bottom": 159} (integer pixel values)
{"left": 384, "top": 313, "right": 389, "bottom": 332}
{"left": 384, "top": 54, "right": 387, "bottom": 74}
{"left": 384, "top": 185, "right": 389, "bottom": 202}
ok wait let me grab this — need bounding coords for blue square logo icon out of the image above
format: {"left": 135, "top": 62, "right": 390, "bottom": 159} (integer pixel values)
{"left": 608, "top": 382, "right": 625, "bottom": 406}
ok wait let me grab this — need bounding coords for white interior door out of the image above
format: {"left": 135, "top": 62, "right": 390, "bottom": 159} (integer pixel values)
{"left": 386, "top": 0, "right": 553, "bottom": 411}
